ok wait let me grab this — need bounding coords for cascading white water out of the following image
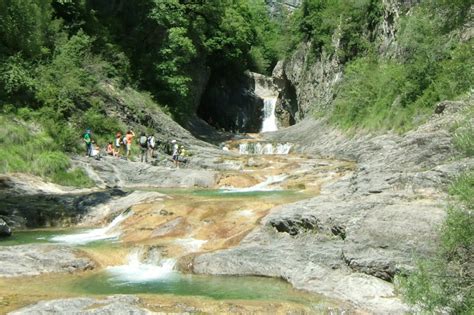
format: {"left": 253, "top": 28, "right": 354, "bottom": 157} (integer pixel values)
{"left": 222, "top": 174, "right": 287, "bottom": 193}
{"left": 107, "top": 248, "right": 176, "bottom": 282}
{"left": 261, "top": 98, "right": 278, "bottom": 132}
{"left": 238, "top": 142, "right": 292, "bottom": 155}
{"left": 276, "top": 143, "right": 292, "bottom": 154}
{"left": 175, "top": 238, "right": 208, "bottom": 253}
{"left": 51, "top": 211, "right": 131, "bottom": 245}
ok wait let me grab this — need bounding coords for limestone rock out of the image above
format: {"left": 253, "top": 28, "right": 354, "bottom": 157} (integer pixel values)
{"left": 8, "top": 295, "right": 153, "bottom": 315}
{"left": 0, "top": 244, "right": 95, "bottom": 277}
{"left": 73, "top": 155, "right": 219, "bottom": 189}
{"left": 193, "top": 100, "right": 473, "bottom": 313}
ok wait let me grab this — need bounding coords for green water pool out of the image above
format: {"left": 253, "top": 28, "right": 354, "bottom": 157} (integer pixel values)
{"left": 0, "top": 229, "right": 119, "bottom": 247}
{"left": 70, "top": 271, "right": 326, "bottom": 306}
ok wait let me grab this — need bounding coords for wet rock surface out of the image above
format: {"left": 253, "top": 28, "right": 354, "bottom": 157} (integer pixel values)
{"left": 8, "top": 295, "right": 150, "bottom": 315}
{"left": 0, "top": 244, "right": 95, "bottom": 277}
{"left": 0, "top": 218, "right": 12, "bottom": 237}
{"left": 0, "top": 187, "right": 127, "bottom": 229}
{"left": 193, "top": 101, "right": 474, "bottom": 313}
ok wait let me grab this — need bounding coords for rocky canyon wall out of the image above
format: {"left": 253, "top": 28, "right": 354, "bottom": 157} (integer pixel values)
{"left": 274, "top": 0, "right": 418, "bottom": 121}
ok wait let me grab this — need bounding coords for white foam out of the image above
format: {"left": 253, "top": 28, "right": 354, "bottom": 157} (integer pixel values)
{"left": 222, "top": 174, "right": 287, "bottom": 193}
{"left": 238, "top": 142, "right": 292, "bottom": 155}
{"left": 175, "top": 238, "right": 208, "bottom": 252}
{"left": 261, "top": 98, "right": 278, "bottom": 132}
{"left": 51, "top": 211, "right": 131, "bottom": 245}
{"left": 236, "top": 209, "right": 254, "bottom": 217}
{"left": 107, "top": 249, "right": 176, "bottom": 282}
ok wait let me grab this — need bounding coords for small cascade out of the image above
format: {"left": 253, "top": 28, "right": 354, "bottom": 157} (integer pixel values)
{"left": 261, "top": 98, "right": 278, "bottom": 132}
{"left": 175, "top": 238, "right": 208, "bottom": 253}
{"left": 222, "top": 174, "right": 287, "bottom": 193}
{"left": 107, "top": 247, "right": 176, "bottom": 282}
{"left": 51, "top": 211, "right": 131, "bottom": 245}
{"left": 239, "top": 142, "right": 292, "bottom": 155}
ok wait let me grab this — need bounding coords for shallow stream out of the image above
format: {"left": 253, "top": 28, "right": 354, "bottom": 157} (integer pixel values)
{"left": 0, "top": 156, "right": 355, "bottom": 313}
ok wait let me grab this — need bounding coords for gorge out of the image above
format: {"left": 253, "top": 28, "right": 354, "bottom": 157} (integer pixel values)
{"left": 0, "top": 0, "right": 472, "bottom": 314}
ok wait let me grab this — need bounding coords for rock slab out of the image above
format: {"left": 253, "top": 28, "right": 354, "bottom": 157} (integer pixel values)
{"left": 0, "top": 244, "right": 95, "bottom": 277}
{"left": 8, "top": 295, "right": 153, "bottom": 315}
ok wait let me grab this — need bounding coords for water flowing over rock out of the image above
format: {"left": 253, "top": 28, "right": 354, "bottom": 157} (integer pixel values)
{"left": 175, "top": 238, "right": 208, "bottom": 253}
{"left": 239, "top": 142, "right": 292, "bottom": 155}
{"left": 198, "top": 71, "right": 285, "bottom": 132}
{"left": 222, "top": 175, "right": 287, "bottom": 193}
{"left": 261, "top": 98, "right": 278, "bottom": 132}
{"left": 51, "top": 210, "right": 132, "bottom": 245}
{"left": 107, "top": 247, "right": 177, "bottom": 283}
{"left": 193, "top": 101, "right": 473, "bottom": 314}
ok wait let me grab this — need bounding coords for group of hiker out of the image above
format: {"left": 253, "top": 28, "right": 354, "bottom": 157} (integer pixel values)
{"left": 83, "top": 129, "right": 186, "bottom": 167}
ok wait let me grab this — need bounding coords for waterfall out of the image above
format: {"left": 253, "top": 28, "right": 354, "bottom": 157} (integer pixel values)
{"left": 107, "top": 247, "right": 176, "bottom": 282}
{"left": 261, "top": 98, "right": 278, "bottom": 132}
{"left": 51, "top": 211, "right": 131, "bottom": 245}
{"left": 222, "top": 174, "right": 287, "bottom": 193}
{"left": 238, "top": 142, "right": 292, "bottom": 155}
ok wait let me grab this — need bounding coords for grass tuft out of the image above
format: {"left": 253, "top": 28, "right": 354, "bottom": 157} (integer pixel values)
{"left": 0, "top": 115, "right": 94, "bottom": 188}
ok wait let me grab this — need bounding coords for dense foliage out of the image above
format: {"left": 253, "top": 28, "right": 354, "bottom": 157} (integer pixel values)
{"left": 0, "top": 0, "right": 283, "bottom": 184}
{"left": 399, "top": 170, "right": 474, "bottom": 313}
{"left": 290, "top": 0, "right": 473, "bottom": 131}
{"left": 0, "top": 0, "right": 282, "bottom": 118}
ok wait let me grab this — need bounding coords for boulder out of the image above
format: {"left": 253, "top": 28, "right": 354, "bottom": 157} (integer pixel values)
{"left": 0, "top": 218, "right": 11, "bottom": 237}
{"left": 0, "top": 244, "right": 95, "bottom": 277}
{"left": 8, "top": 295, "right": 151, "bottom": 315}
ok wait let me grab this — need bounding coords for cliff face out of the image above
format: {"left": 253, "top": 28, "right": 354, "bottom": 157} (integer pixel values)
{"left": 275, "top": 0, "right": 417, "bottom": 121}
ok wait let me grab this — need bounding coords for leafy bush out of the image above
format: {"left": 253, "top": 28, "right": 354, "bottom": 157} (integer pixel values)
{"left": 399, "top": 171, "right": 474, "bottom": 313}
{"left": 330, "top": 57, "right": 424, "bottom": 131}
{"left": 34, "top": 31, "right": 100, "bottom": 115}
{"left": 290, "top": 0, "right": 381, "bottom": 61}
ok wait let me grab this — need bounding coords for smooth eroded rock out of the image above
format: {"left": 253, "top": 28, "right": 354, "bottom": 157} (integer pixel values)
{"left": 0, "top": 244, "right": 95, "bottom": 277}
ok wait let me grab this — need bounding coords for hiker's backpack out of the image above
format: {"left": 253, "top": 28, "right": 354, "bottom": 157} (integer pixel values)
{"left": 122, "top": 136, "right": 127, "bottom": 145}
{"left": 139, "top": 135, "right": 148, "bottom": 148}
{"left": 147, "top": 136, "right": 155, "bottom": 149}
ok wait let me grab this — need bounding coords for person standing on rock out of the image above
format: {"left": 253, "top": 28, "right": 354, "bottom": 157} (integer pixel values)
{"left": 83, "top": 129, "right": 92, "bottom": 157}
{"left": 114, "top": 132, "right": 122, "bottom": 158}
{"left": 139, "top": 132, "right": 148, "bottom": 163}
{"left": 125, "top": 129, "right": 135, "bottom": 159}
{"left": 171, "top": 139, "right": 180, "bottom": 168}
{"left": 147, "top": 135, "right": 156, "bottom": 161}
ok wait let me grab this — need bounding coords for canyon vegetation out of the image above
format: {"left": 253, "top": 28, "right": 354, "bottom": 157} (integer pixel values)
{"left": 0, "top": 0, "right": 472, "bottom": 314}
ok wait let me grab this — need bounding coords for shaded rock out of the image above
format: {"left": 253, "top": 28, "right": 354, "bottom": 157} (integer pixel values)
{"left": 0, "top": 183, "right": 127, "bottom": 229}
{"left": 0, "top": 244, "right": 95, "bottom": 277}
{"left": 8, "top": 295, "right": 152, "bottom": 315}
{"left": 0, "top": 218, "right": 11, "bottom": 237}
{"left": 269, "top": 214, "right": 321, "bottom": 236}
{"left": 198, "top": 74, "right": 263, "bottom": 132}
